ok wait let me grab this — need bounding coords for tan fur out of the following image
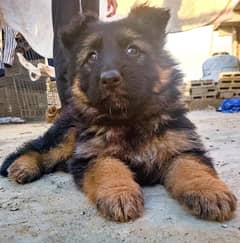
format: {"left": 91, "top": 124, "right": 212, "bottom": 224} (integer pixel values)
{"left": 8, "top": 152, "right": 42, "bottom": 184}
{"left": 3, "top": 5, "right": 237, "bottom": 224}
{"left": 157, "top": 130, "right": 201, "bottom": 161}
{"left": 118, "top": 28, "right": 141, "bottom": 40}
{"left": 72, "top": 78, "right": 89, "bottom": 105}
{"left": 82, "top": 156, "right": 144, "bottom": 222}
{"left": 8, "top": 128, "right": 77, "bottom": 183}
{"left": 152, "top": 67, "right": 172, "bottom": 93}
{"left": 81, "top": 33, "right": 100, "bottom": 48}
{"left": 77, "top": 33, "right": 100, "bottom": 64}
{"left": 165, "top": 155, "right": 237, "bottom": 221}
{"left": 131, "top": 39, "right": 151, "bottom": 53}
{"left": 125, "top": 129, "right": 201, "bottom": 177}
{"left": 42, "top": 128, "right": 77, "bottom": 171}
{"left": 45, "top": 106, "right": 61, "bottom": 123}
{"left": 71, "top": 78, "right": 100, "bottom": 121}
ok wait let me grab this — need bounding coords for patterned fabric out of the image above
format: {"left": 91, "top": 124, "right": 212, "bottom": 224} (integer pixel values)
{"left": 0, "top": 30, "right": 3, "bottom": 70}
{"left": 2, "top": 26, "right": 17, "bottom": 66}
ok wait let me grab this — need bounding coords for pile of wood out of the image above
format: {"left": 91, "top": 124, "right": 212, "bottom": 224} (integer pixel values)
{"left": 181, "top": 72, "right": 240, "bottom": 101}
{"left": 46, "top": 78, "right": 61, "bottom": 108}
{"left": 189, "top": 80, "right": 218, "bottom": 100}
{"left": 180, "top": 80, "right": 217, "bottom": 101}
{"left": 218, "top": 72, "right": 240, "bottom": 99}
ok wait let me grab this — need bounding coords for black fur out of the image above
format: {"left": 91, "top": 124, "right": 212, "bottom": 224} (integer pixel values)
{"left": 1, "top": 5, "right": 214, "bottom": 185}
{"left": 1, "top": 5, "right": 236, "bottom": 223}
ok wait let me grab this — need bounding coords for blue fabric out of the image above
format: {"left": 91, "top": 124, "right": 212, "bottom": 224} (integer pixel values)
{"left": 0, "top": 68, "right": 5, "bottom": 77}
{"left": 217, "top": 98, "right": 240, "bottom": 113}
{"left": 48, "top": 58, "right": 54, "bottom": 67}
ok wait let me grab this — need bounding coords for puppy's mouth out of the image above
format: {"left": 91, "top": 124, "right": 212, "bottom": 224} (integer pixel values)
{"left": 99, "top": 91, "right": 129, "bottom": 118}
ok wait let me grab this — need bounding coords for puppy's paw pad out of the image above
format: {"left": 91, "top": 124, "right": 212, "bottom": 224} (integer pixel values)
{"left": 181, "top": 189, "right": 237, "bottom": 221}
{"left": 8, "top": 161, "right": 40, "bottom": 184}
{"left": 96, "top": 187, "right": 144, "bottom": 222}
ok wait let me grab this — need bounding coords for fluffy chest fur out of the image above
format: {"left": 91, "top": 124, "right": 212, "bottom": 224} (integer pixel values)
{"left": 73, "top": 120, "right": 200, "bottom": 184}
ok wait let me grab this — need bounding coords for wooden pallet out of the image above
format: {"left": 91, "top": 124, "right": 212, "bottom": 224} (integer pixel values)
{"left": 217, "top": 73, "right": 240, "bottom": 99}
{"left": 191, "top": 95, "right": 216, "bottom": 100}
{"left": 189, "top": 80, "right": 217, "bottom": 99}
{"left": 218, "top": 81, "right": 240, "bottom": 90}
{"left": 190, "top": 79, "right": 215, "bottom": 87}
{"left": 218, "top": 91, "right": 234, "bottom": 99}
{"left": 179, "top": 80, "right": 219, "bottom": 101}
{"left": 219, "top": 72, "right": 240, "bottom": 80}
{"left": 191, "top": 87, "right": 217, "bottom": 96}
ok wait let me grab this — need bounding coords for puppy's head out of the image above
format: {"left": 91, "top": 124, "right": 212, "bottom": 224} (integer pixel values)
{"left": 62, "top": 5, "right": 180, "bottom": 120}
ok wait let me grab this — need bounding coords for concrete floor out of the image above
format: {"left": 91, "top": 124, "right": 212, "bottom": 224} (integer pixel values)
{"left": 0, "top": 110, "right": 239, "bottom": 243}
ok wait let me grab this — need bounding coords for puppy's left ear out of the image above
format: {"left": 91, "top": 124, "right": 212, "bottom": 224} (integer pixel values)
{"left": 129, "top": 5, "right": 170, "bottom": 33}
{"left": 61, "top": 13, "right": 98, "bottom": 50}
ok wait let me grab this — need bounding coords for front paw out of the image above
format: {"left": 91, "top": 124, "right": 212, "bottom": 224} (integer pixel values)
{"left": 8, "top": 155, "right": 41, "bottom": 184}
{"left": 180, "top": 181, "right": 237, "bottom": 221}
{"left": 96, "top": 185, "right": 144, "bottom": 222}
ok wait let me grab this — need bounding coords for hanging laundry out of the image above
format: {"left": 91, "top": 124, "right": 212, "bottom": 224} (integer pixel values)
{"left": 0, "top": 25, "right": 18, "bottom": 77}
{"left": 0, "top": 30, "right": 4, "bottom": 77}
{"left": 2, "top": 26, "right": 17, "bottom": 67}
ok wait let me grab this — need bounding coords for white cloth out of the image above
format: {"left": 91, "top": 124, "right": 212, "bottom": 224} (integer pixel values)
{"left": 0, "top": 0, "right": 53, "bottom": 58}
{"left": 0, "top": 0, "right": 239, "bottom": 58}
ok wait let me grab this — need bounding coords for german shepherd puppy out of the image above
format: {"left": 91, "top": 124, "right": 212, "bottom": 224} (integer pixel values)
{"left": 0, "top": 5, "right": 237, "bottom": 222}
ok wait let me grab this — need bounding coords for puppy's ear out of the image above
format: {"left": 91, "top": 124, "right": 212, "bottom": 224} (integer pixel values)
{"left": 61, "top": 13, "right": 98, "bottom": 49}
{"left": 129, "top": 4, "right": 170, "bottom": 33}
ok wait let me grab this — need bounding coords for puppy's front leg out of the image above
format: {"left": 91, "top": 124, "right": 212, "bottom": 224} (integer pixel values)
{"left": 164, "top": 154, "right": 237, "bottom": 221}
{"left": 74, "top": 157, "right": 144, "bottom": 222}
{"left": 1, "top": 111, "right": 77, "bottom": 184}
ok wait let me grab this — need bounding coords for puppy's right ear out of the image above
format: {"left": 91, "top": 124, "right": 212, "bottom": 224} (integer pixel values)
{"left": 61, "top": 13, "right": 98, "bottom": 49}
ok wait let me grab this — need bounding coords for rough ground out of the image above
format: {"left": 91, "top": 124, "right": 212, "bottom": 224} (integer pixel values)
{"left": 0, "top": 110, "right": 239, "bottom": 243}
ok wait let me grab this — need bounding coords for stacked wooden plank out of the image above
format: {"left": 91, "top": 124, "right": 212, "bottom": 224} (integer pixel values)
{"left": 46, "top": 78, "right": 61, "bottom": 108}
{"left": 218, "top": 72, "right": 240, "bottom": 99}
{"left": 179, "top": 82, "right": 191, "bottom": 101}
{"left": 189, "top": 80, "right": 217, "bottom": 100}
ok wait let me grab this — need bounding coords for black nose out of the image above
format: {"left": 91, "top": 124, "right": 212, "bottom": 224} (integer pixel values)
{"left": 100, "top": 70, "right": 121, "bottom": 88}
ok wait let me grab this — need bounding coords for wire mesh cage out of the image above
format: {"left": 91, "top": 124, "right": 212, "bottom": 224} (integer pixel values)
{"left": 0, "top": 58, "right": 47, "bottom": 120}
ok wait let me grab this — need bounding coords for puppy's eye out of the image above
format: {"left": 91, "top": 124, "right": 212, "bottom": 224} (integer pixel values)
{"left": 87, "top": 51, "right": 98, "bottom": 63}
{"left": 126, "top": 45, "right": 140, "bottom": 56}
